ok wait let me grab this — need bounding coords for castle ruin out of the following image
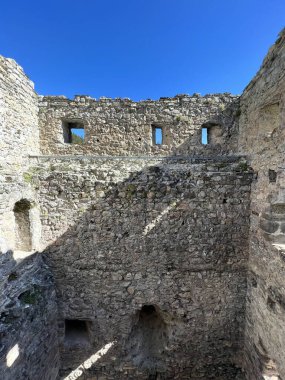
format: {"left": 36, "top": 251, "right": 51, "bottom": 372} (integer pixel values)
{"left": 0, "top": 29, "right": 284, "bottom": 380}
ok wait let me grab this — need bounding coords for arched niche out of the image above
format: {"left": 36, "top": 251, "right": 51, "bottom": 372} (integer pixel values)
{"left": 0, "top": 196, "right": 41, "bottom": 254}
{"left": 13, "top": 199, "right": 32, "bottom": 251}
{"left": 127, "top": 305, "right": 169, "bottom": 372}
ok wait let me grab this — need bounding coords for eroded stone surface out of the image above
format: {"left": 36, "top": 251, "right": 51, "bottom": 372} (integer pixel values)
{"left": 34, "top": 156, "right": 251, "bottom": 379}
{"left": 238, "top": 28, "right": 285, "bottom": 380}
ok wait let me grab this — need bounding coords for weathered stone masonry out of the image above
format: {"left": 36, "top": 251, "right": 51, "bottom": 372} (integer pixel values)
{"left": 0, "top": 56, "right": 58, "bottom": 380}
{"left": 35, "top": 156, "right": 252, "bottom": 379}
{"left": 238, "top": 30, "right": 285, "bottom": 380}
{"left": 38, "top": 92, "right": 239, "bottom": 156}
{"left": 0, "top": 28, "right": 284, "bottom": 380}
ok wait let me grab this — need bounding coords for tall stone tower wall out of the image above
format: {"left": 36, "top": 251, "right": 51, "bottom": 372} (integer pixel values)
{"left": 0, "top": 56, "right": 39, "bottom": 164}
{"left": 0, "top": 56, "right": 41, "bottom": 252}
{"left": 0, "top": 56, "right": 59, "bottom": 380}
{"left": 238, "top": 29, "right": 285, "bottom": 380}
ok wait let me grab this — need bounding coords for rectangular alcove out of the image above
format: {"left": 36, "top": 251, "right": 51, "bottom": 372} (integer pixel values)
{"left": 259, "top": 103, "right": 280, "bottom": 137}
{"left": 64, "top": 319, "right": 91, "bottom": 347}
{"left": 62, "top": 120, "right": 85, "bottom": 144}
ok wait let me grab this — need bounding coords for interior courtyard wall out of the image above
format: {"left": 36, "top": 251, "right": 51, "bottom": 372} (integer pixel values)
{"left": 27, "top": 155, "right": 252, "bottom": 379}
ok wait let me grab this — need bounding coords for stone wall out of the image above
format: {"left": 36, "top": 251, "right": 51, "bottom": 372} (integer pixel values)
{"left": 0, "top": 252, "right": 59, "bottom": 380}
{"left": 0, "top": 56, "right": 39, "bottom": 164}
{"left": 0, "top": 56, "right": 41, "bottom": 253}
{"left": 38, "top": 93, "right": 239, "bottom": 157}
{"left": 238, "top": 28, "right": 285, "bottom": 380}
{"left": 0, "top": 56, "right": 59, "bottom": 380}
{"left": 27, "top": 155, "right": 252, "bottom": 379}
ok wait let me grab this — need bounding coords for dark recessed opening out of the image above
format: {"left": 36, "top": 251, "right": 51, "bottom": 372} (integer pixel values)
{"left": 148, "top": 374, "right": 158, "bottom": 380}
{"left": 152, "top": 125, "right": 163, "bottom": 145}
{"left": 251, "top": 277, "right": 258, "bottom": 288}
{"left": 267, "top": 296, "right": 276, "bottom": 311}
{"left": 62, "top": 121, "right": 85, "bottom": 144}
{"left": 127, "top": 304, "right": 168, "bottom": 370}
{"left": 141, "top": 304, "right": 156, "bottom": 315}
{"left": 64, "top": 319, "right": 90, "bottom": 346}
{"left": 268, "top": 169, "right": 277, "bottom": 183}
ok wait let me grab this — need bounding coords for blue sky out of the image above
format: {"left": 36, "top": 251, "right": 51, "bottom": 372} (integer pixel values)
{"left": 1, "top": 1, "right": 284, "bottom": 100}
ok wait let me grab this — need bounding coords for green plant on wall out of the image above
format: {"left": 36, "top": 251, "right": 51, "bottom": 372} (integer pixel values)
{"left": 23, "top": 172, "right": 33, "bottom": 183}
{"left": 23, "top": 166, "right": 43, "bottom": 184}
{"left": 237, "top": 162, "right": 249, "bottom": 172}
{"left": 18, "top": 286, "right": 41, "bottom": 305}
{"left": 72, "top": 132, "right": 84, "bottom": 144}
{"left": 125, "top": 184, "right": 136, "bottom": 199}
{"left": 8, "top": 272, "right": 18, "bottom": 281}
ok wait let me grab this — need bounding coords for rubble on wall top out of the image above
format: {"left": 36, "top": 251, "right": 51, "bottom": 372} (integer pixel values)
{"left": 38, "top": 92, "right": 238, "bottom": 105}
{"left": 0, "top": 55, "right": 35, "bottom": 89}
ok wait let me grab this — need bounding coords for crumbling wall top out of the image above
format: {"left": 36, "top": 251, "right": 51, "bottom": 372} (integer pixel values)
{"left": 243, "top": 28, "right": 285, "bottom": 97}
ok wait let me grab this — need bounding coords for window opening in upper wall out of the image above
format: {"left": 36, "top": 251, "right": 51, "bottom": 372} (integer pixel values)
{"left": 62, "top": 121, "right": 85, "bottom": 144}
{"left": 202, "top": 127, "right": 208, "bottom": 144}
{"left": 152, "top": 125, "right": 163, "bottom": 145}
{"left": 201, "top": 122, "right": 223, "bottom": 145}
{"left": 13, "top": 199, "right": 32, "bottom": 251}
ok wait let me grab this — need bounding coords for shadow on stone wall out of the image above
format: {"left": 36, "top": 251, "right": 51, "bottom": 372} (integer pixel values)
{"left": 37, "top": 127, "right": 252, "bottom": 379}
{"left": 0, "top": 250, "right": 59, "bottom": 380}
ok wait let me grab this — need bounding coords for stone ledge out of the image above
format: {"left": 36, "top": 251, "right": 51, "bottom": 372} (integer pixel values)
{"left": 29, "top": 154, "right": 247, "bottom": 163}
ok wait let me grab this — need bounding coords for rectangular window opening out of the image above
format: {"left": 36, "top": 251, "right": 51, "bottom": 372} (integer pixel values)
{"left": 62, "top": 121, "right": 85, "bottom": 144}
{"left": 152, "top": 126, "right": 163, "bottom": 145}
{"left": 202, "top": 127, "right": 208, "bottom": 145}
{"left": 64, "top": 319, "right": 90, "bottom": 346}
